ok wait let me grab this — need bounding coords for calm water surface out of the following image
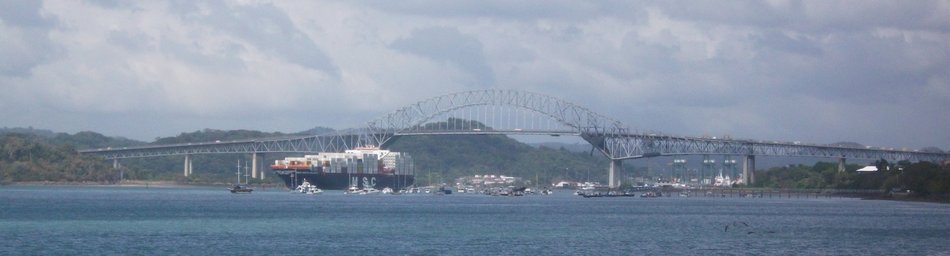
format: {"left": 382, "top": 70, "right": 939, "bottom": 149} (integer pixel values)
{"left": 2, "top": 186, "right": 949, "bottom": 255}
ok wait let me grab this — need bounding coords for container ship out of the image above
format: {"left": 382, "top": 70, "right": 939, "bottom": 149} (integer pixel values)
{"left": 271, "top": 147, "right": 414, "bottom": 190}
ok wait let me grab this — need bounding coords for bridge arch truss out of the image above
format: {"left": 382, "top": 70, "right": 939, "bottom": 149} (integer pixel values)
{"left": 364, "top": 90, "right": 629, "bottom": 148}
{"left": 82, "top": 89, "right": 950, "bottom": 164}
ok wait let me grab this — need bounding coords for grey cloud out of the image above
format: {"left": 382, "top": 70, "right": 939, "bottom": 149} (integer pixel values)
{"left": 171, "top": 1, "right": 338, "bottom": 77}
{"left": 751, "top": 31, "right": 822, "bottom": 56}
{"left": 0, "top": 1, "right": 57, "bottom": 28}
{"left": 655, "top": 0, "right": 798, "bottom": 29}
{"left": 83, "top": 0, "right": 139, "bottom": 10}
{"left": 153, "top": 33, "right": 249, "bottom": 73}
{"left": 753, "top": 32, "right": 947, "bottom": 104}
{"left": 656, "top": 1, "right": 950, "bottom": 33}
{"left": 0, "top": 30, "right": 61, "bottom": 77}
{"left": 1, "top": 1, "right": 947, "bottom": 149}
{"left": 800, "top": 1, "right": 950, "bottom": 33}
{"left": 0, "top": 1, "right": 61, "bottom": 77}
{"left": 620, "top": 31, "right": 681, "bottom": 75}
{"left": 354, "top": 0, "right": 647, "bottom": 22}
{"left": 390, "top": 27, "right": 494, "bottom": 87}
{"left": 107, "top": 30, "right": 153, "bottom": 52}
{"left": 106, "top": 28, "right": 247, "bottom": 75}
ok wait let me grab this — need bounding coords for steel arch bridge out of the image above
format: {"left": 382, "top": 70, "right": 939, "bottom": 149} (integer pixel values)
{"left": 79, "top": 89, "right": 950, "bottom": 187}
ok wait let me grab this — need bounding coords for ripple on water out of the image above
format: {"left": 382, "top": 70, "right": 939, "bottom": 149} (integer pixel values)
{"left": 1, "top": 186, "right": 949, "bottom": 255}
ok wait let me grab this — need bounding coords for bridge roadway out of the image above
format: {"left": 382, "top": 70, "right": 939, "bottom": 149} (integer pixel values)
{"left": 78, "top": 90, "right": 950, "bottom": 188}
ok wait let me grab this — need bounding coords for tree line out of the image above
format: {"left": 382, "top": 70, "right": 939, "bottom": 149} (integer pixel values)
{"left": 0, "top": 133, "right": 118, "bottom": 183}
{"left": 0, "top": 125, "right": 612, "bottom": 186}
{"left": 8, "top": 124, "right": 944, "bottom": 199}
{"left": 754, "top": 161, "right": 950, "bottom": 201}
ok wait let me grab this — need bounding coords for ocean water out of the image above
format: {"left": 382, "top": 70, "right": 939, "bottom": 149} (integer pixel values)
{"left": 1, "top": 186, "right": 949, "bottom": 255}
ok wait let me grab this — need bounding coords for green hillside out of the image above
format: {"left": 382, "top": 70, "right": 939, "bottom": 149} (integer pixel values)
{"left": 3, "top": 125, "right": 949, "bottom": 202}
{"left": 388, "top": 134, "right": 609, "bottom": 186}
{"left": 1, "top": 133, "right": 117, "bottom": 183}
{"left": 0, "top": 124, "right": 611, "bottom": 186}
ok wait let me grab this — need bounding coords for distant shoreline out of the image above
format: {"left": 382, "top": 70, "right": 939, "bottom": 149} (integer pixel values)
{"left": 5, "top": 180, "right": 285, "bottom": 189}
{"left": 859, "top": 194, "right": 950, "bottom": 204}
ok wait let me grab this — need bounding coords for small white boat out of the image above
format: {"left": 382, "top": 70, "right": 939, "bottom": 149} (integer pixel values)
{"left": 295, "top": 180, "right": 321, "bottom": 194}
{"left": 381, "top": 187, "right": 394, "bottom": 194}
{"left": 345, "top": 186, "right": 362, "bottom": 195}
{"left": 361, "top": 188, "right": 380, "bottom": 195}
{"left": 306, "top": 186, "right": 323, "bottom": 195}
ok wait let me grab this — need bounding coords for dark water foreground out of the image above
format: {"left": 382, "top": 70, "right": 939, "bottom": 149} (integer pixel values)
{"left": 2, "top": 186, "right": 949, "bottom": 255}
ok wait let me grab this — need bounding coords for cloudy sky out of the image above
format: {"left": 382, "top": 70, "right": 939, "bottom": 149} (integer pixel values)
{"left": 1, "top": 0, "right": 948, "bottom": 149}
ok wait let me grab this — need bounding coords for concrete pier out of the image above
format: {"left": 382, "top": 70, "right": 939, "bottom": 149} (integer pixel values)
{"left": 743, "top": 155, "right": 755, "bottom": 185}
{"left": 609, "top": 159, "right": 622, "bottom": 188}
{"left": 838, "top": 158, "right": 846, "bottom": 173}
{"left": 250, "top": 152, "right": 266, "bottom": 180}
{"left": 251, "top": 152, "right": 258, "bottom": 179}
{"left": 259, "top": 153, "right": 265, "bottom": 180}
{"left": 183, "top": 154, "right": 193, "bottom": 177}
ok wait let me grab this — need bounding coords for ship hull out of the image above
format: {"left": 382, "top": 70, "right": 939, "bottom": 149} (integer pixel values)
{"left": 274, "top": 171, "right": 415, "bottom": 190}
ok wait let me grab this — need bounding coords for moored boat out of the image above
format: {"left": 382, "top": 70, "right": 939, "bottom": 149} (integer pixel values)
{"left": 228, "top": 184, "right": 253, "bottom": 194}
{"left": 229, "top": 160, "right": 253, "bottom": 194}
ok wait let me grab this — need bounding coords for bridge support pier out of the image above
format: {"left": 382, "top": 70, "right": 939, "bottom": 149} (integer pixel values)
{"left": 259, "top": 153, "right": 265, "bottom": 180}
{"left": 183, "top": 154, "right": 193, "bottom": 177}
{"left": 838, "top": 158, "right": 846, "bottom": 173}
{"left": 251, "top": 153, "right": 265, "bottom": 180}
{"left": 113, "top": 159, "right": 123, "bottom": 182}
{"left": 609, "top": 159, "right": 622, "bottom": 189}
{"left": 743, "top": 155, "right": 755, "bottom": 185}
{"left": 251, "top": 152, "right": 258, "bottom": 179}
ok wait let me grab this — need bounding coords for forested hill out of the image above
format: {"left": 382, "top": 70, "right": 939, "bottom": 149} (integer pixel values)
{"left": 152, "top": 129, "right": 291, "bottom": 144}
{"left": 1, "top": 133, "right": 117, "bottom": 183}
{"left": 151, "top": 127, "right": 336, "bottom": 144}
{"left": 0, "top": 129, "right": 142, "bottom": 184}
{"left": 132, "top": 127, "right": 612, "bottom": 185}
{"left": 4, "top": 126, "right": 948, "bottom": 200}
{"left": 0, "top": 125, "right": 610, "bottom": 185}
{"left": 0, "top": 127, "right": 339, "bottom": 183}
{"left": 0, "top": 128, "right": 142, "bottom": 148}
{"left": 388, "top": 134, "right": 608, "bottom": 185}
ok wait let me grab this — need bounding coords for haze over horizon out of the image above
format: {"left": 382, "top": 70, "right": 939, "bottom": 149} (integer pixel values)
{"left": 1, "top": 1, "right": 948, "bottom": 150}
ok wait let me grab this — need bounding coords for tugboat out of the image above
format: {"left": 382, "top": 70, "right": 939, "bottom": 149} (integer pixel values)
{"left": 228, "top": 160, "right": 253, "bottom": 194}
